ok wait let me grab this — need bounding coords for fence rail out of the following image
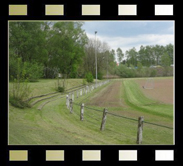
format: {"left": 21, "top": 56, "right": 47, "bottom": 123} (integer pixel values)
{"left": 68, "top": 100, "right": 173, "bottom": 144}
{"left": 64, "top": 79, "right": 173, "bottom": 144}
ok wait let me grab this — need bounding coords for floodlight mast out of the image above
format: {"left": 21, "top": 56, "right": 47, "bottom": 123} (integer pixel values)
{"left": 95, "top": 31, "right": 97, "bottom": 88}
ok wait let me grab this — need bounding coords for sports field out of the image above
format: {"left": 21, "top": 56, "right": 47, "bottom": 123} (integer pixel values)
{"left": 9, "top": 77, "right": 174, "bottom": 145}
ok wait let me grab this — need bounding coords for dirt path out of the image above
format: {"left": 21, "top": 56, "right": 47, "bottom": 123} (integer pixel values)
{"left": 87, "top": 81, "right": 124, "bottom": 107}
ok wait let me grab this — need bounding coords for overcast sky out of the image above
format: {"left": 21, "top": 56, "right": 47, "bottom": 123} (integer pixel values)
{"left": 82, "top": 21, "right": 174, "bottom": 61}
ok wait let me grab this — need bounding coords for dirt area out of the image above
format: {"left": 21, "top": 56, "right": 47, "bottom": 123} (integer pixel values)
{"left": 135, "top": 78, "right": 173, "bottom": 104}
{"left": 87, "top": 81, "right": 124, "bottom": 107}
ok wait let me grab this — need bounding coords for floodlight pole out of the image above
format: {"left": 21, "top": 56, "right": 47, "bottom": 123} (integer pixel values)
{"left": 107, "top": 52, "right": 108, "bottom": 80}
{"left": 95, "top": 31, "right": 97, "bottom": 88}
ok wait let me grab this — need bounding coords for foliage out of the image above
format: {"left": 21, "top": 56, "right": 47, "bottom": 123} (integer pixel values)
{"left": 57, "top": 86, "right": 65, "bottom": 92}
{"left": 126, "top": 44, "right": 173, "bottom": 67}
{"left": 9, "top": 22, "right": 174, "bottom": 81}
{"left": 49, "top": 22, "right": 88, "bottom": 82}
{"left": 150, "top": 69, "right": 157, "bottom": 77}
{"left": 161, "top": 53, "right": 171, "bottom": 67}
{"left": 82, "top": 79, "right": 87, "bottom": 85}
{"left": 116, "top": 47, "right": 124, "bottom": 63}
{"left": 137, "top": 61, "right": 143, "bottom": 71}
{"left": 9, "top": 58, "right": 31, "bottom": 108}
{"left": 115, "top": 64, "right": 136, "bottom": 78}
{"left": 85, "top": 72, "right": 94, "bottom": 82}
{"left": 54, "top": 76, "right": 66, "bottom": 92}
{"left": 126, "top": 47, "right": 138, "bottom": 67}
{"left": 9, "top": 22, "right": 88, "bottom": 82}
{"left": 97, "top": 72, "right": 103, "bottom": 80}
{"left": 24, "top": 61, "right": 44, "bottom": 81}
{"left": 161, "top": 53, "right": 171, "bottom": 76}
{"left": 83, "top": 39, "right": 116, "bottom": 77}
{"left": 9, "top": 96, "right": 30, "bottom": 109}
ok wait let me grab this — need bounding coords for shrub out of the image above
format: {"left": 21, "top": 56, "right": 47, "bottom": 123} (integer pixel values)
{"left": 24, "top": 61, "right": 44, "bottom": 81}
{"left": 9, "top": 96, "right": 30, "bottom": 109}
{"left": 97, "top": 72, "right": 103, "bottom": 80}
{"left": 9, "top": 58, "right": 31, "bottom": 108}
{"left": 85, "top": 72, "right": 93, "bottom": 83}
{"left": 150, "top": 69, "right": 157, "bottom": 77}
{"left": 57, "top": 86, "right": 65, "bottom": 92}
{"left": 82, "top": 79, "right": 87, "bottom": 85}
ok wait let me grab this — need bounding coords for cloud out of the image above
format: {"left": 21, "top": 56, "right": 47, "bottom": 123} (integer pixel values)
{"left": 87, "top": 32, "right": 174, "bottom": 52}
{"left": 86, "top": 32, "right": 174, "bottom": 61}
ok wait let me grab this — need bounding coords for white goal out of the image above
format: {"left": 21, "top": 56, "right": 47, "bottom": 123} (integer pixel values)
{"left": 143, "top": 78, "right": 154, "bottom": 89}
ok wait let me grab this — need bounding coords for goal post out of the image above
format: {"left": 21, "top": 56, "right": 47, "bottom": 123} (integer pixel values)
{"left": 143, "top": 78, "right": 154, "bottom": 89}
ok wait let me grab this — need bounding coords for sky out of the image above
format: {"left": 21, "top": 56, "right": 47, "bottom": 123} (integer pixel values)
{"left": 82, "top": 21, "right": 174, "bottom": 61}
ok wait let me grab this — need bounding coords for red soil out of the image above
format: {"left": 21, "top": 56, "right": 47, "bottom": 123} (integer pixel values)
{"left": 135, "top": 78, "right": 173, "bottom": 104}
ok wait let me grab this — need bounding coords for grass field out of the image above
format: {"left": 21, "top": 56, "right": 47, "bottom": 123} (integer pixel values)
{"left": 9, "top": 77, "right": 174, "bottom": 145}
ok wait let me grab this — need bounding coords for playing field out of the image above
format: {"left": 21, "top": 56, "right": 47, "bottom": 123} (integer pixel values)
{"left": 9, "top": 77, "right": 174, "bottom": 145}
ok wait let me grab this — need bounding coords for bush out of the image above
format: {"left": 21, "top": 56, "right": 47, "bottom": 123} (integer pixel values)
{"left": 9, "top": 96, "right": 30, "bottom": 109}
{"left": 9, "top": 58, "right": 31, "bottom": 108}
{"left": 97, "top": 72, "right": 103, "bottom": 80}
{"left": 85, "top": 72, "right": 93, "bottom": 83}
{"left": 24, "top": 61, "right": 44, "bottom": 81}
{"left": 150, "top": 69, "right": 157, "bottom": 77}
{"left": 57, "top": 86, "right": 65, "bottom": 92}
{"left": 82, "top": 79, "right": 87, "bottom": 85}
{"left": 9, "top": 56, "right": 44, "bottom": 81}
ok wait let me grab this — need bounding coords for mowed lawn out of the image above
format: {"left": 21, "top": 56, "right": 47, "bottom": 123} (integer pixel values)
{"left": 9, "top": 77, "right": 174, "bottom": 145}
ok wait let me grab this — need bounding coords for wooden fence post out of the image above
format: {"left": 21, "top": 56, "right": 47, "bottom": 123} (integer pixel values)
{"left": 100, "top": 108, "right": 108, "bottom": 131}
{"left": 86, "top": 86, "right": 88, "bottom": 94}
{"left": 137, "top": 116, "right": 144, "bottom": 144}
{"left": 80, "top": 89, "right": 82, "bottom": 96}
{"left": 66, "top": 95, "right": 69, "bottom": 109}
{"left": 80, "top": 103, "right": 84, "bottom": 121}
{"left": 72, "top": 93, "right": 74, "bottom": 101}
{"left": 84, "top": 88, "right": 85, "bottom": 95}
{"left": 69, "top": 99, "right": 73, "bottom": 113}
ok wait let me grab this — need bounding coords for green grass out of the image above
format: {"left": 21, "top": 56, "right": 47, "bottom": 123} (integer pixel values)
{"left": 9, "top": 78, "right": 85, "bottom": 98}
{"left": 123, "top": 80, "right": 173, "bottom": 119}
{"left": 9, "top": 78, "right": 173, "bottom": 145}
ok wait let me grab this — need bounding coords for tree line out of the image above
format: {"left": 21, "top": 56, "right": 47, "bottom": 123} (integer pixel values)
{"left": 9, "top": 22, "right": 117, "bottom": 83}
{"left": 9, "top": 22, "right": 174, "bottom": 83}
{"left": 116, "top": 44, "right": 173, "bottom": 67}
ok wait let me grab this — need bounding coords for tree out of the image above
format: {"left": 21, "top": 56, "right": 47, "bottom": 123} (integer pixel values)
{"left": 9, "top": 22, "right": 47, "bottom": 81}
{"left": 161, "top": 52, "right": 171, "bottom": 67}
{"left": 138, "top": 45, "right": 147, "bottom": 66}
{"left": 153, "top": 45, "right": 164, "bottom": 65}
{"left": 126, "top": 47, "right": 137, "bottom": 67}
{"left": 9, "top": 22, "right": 46, "bottom": 63}
{"left": 165, "top": 43, "right": 173, "bottom": 64}
{"left": 48, "top": 22, "right": 88, "bottom": 87}
{"left": 116, "top": 48, "right": 124, "bottom": 64}
{"left": 83, "top": 38, "right": 115, "bottom": 77}
{"left": 161, "top": 52, "right": 171, "bottom": 76}
{"left": 137, "top": 61, "right": 143, "bottom": 71}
